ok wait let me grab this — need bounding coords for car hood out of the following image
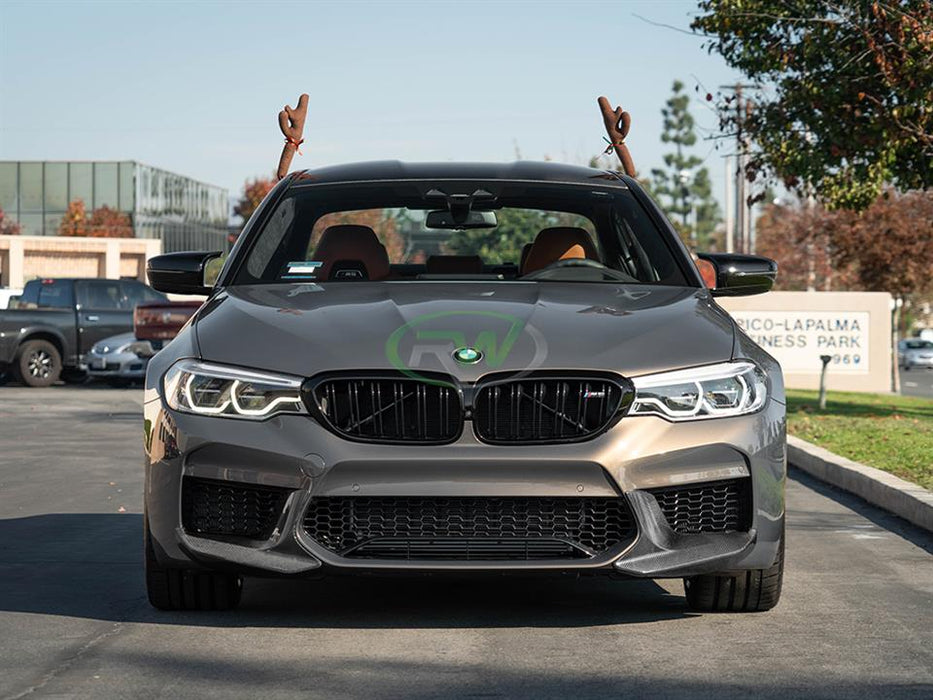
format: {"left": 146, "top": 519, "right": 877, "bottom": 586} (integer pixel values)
{"left": 92, "top": 331, "right": 137, "bottom": 352}
{"left": 194, "top": 282, "right": 735, "bottom": 380}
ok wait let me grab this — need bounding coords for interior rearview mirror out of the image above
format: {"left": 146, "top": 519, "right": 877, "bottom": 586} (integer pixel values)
{"left": 425, "top": 210, "right": 497, "bottom": 230}
{"left": 696, "top": 253, "right": 777, "bottom": 297}
{"left": 147, "top": 251, "right": 223, "bottom": 296}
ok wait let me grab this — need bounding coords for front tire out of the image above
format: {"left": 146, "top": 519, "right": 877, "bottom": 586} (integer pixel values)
{"left": 683, "top": 534, "right": 784, "bottom": 613}
{"left": 14, "top": 339, "right": 62, "bottom": 387}
{"left": 145, "top": 518, "right": 242, "bottom": 611}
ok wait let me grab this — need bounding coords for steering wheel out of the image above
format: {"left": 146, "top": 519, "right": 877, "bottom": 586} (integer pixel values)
{"left": 521, "top": 257, "right": 636, "bottom": 282}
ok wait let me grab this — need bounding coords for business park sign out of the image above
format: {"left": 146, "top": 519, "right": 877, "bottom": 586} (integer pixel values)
{"left": 719, "top": 292, "right": 892, "bottom": 392}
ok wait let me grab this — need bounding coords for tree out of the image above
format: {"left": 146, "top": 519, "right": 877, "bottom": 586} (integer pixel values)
{"left": 0, "top": 206, "right": 21, "bottom": 235}
{"left": 828, "top": 189, "right": 933, "bottom": 299}
{"left": 446, "top": 209, "right": 547, "bottom": 264}
{"left": 446, "top": 210, "right": 594, "bottom": 265}
{"left": 234, "top": 176, "right": 276, "bottom": 226}
{"left": 59, "top": 200, "right": 132, "bottom": 238}
{"left": 755, "top": 201, "right": 857, "bottom": 291}
{"left": 755, "top": 190, "right": 933, "bottom": 334}
{"left": 693, "top": 1, "right": 933, "bottom": 210}
{"left": 59, "top": 199, "right": 88, "bottom": 237}
{"left": 87, "top": 206, "right": 133, "bottom": 238}
{"left": 649, "top": 80, "right": 720, "bottom": 247}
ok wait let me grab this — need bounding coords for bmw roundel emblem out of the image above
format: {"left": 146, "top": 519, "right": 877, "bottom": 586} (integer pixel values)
{"left": 453, "top": 347, "right": 483, "bottom": 364}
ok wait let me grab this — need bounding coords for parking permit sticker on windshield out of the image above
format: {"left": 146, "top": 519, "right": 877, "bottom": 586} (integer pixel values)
{"left": 282, "top": 261, "right": 323, "bottom": 279}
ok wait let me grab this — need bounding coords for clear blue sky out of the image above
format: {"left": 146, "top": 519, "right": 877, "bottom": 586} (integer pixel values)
{"left": 0, "top": 0, "right": 741, "bottom": 206}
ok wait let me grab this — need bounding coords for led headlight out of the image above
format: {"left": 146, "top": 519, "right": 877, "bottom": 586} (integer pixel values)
{"left": 163, "top": 359, "right": 306, "bottom": 419}
{"left": 630, "top": 361, "right": 767, "bottom": 421}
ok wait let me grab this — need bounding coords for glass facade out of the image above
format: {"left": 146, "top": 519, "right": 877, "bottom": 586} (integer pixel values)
{"left": 0, "top": 161, "right": 230, "bottom": 252}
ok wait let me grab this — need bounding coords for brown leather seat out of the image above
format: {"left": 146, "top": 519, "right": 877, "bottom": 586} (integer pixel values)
{"left": 519, "top": 242, "right": 533, "bottom": 271}
{"left": 425, "top": 255, "right": 484, "bottom": 275}
{"left": 311, "top": 224, "right": 391, "bottom": 281}
{"left": 521, "top": 227, "right": 599, "bottom": 275}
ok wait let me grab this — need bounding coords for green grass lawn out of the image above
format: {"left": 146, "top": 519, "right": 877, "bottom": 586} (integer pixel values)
{"left": 786, "top": 389, "right": 933, "bottom": 490}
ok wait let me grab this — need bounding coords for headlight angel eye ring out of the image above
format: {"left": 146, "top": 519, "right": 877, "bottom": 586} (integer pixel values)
{"left": 163, "top": 359, "right": 306, "bottom": 420}
{"left": 630, "top": 361, "right": 768, "bottom": 421}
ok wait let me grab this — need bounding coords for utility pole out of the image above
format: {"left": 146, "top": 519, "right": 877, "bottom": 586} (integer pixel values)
{"left": 724, "top": 154, "right": 734, "bottom": 253}
{"left": 719, "top": 83, "right": 756, "bottom": 254}
{"left": 736, "top": 86, "right": 747, "bottom": 254}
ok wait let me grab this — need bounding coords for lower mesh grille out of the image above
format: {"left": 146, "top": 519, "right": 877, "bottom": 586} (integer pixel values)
{"left": 302, "top": 496, "right": 636, "bottom": 560}
{"left": 350, "top": 538, "right": 581, "bottom": 560}
{"left": 647, "top": 478, "right": 752, "bottom": 534}
{"left": 181, "top": 476, "right": 290, "bottom": 540}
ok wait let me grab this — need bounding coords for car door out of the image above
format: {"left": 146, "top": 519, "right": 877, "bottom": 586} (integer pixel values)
{"left": 75, "top": 279, "right": 133, "bottom": 356}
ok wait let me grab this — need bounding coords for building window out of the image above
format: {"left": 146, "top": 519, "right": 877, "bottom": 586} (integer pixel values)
{"left": 0, "top": 163, "right": 16, "bottom": 213}
{"left": 119, "top": 162, "right": 135, "bottom": 212}
{"left": 19, "top": 163, "right": 43, "bottom": 213}
{"left": 69, "top": 162, "right": 93, "bottom": 205}
{"left": 44, "top": 163, "right": 68, "bottom": 211}
{"left": 93, "top": 162, "right": 119, "bottom": 209}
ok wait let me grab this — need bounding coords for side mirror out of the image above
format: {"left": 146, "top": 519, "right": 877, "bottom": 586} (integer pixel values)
{"left": 696, "top": 253, "right": 777, "bottom": 297}
{"left": 147, "top": 251, "right": 222, "bottom": 295}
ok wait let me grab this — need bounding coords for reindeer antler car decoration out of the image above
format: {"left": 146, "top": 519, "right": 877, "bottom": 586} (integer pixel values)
{"left": 276, "top": 93, "right": 309, "bottom": 180}
{"left": 597, "top": 95, "right": 636, "bottom": 177}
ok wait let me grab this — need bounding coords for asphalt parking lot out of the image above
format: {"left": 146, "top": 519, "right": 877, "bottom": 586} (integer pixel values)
{"left": 0, "top": 387, "right": 931, "bottom": 699}
{"left": 900, "top": 366, "right": 933, "bottom": 399}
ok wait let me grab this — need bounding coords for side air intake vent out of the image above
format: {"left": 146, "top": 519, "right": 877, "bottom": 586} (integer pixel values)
{"left": 647, "top": 478, "right": 752, "bottom": 534}
{"left": 181, "top": 476, "right": 290, "bottom": 540}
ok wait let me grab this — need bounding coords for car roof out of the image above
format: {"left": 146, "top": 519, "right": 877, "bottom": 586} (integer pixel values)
{"left": 26, "top": 278, "right": 147, "bottom": 283}
{"left": 289, "top": 160, "right": 633, "bottom": 188}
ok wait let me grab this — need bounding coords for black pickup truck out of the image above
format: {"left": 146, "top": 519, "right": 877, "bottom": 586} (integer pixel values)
{"left": 0, "top": 278, "right": 167, "bottom": 387}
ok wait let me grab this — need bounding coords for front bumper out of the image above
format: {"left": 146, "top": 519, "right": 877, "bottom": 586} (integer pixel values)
{"left": 902, "top": 354, "right": 933, "bottom": 368}
{"left": 87, "top": 350, "right": 149, "bottom": 379}
{"left": 144, "top": 396, "right": 786, "bottom": 578}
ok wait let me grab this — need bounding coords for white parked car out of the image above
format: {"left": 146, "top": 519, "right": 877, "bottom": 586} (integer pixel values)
{"left": 898, "top": 338, "right": 933, "bottom": 371}
{"left": 0, "top": 288, "right": 23, "bottom": 309}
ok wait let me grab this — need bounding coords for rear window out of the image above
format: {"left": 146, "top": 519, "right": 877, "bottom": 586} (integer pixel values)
{"left": 13, "top": 280, "right": 72, "bottom": 309}
{"left": 232, "top": 180, "right": 690, "bottom": 286}
{"left": 38, "top": 280, "right": 74, "bottom": 309}
{"left": 14, "top": 281, "right": 41, "bottom": 308}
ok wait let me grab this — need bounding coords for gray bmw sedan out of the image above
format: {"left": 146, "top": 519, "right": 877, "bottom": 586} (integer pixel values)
{"left": 143, "top": 161, "right": 785, "bottom": 612}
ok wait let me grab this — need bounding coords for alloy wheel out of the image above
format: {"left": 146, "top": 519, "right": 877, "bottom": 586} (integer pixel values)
{"left": 27, "top": 350, "right": 52, "bottom": 379}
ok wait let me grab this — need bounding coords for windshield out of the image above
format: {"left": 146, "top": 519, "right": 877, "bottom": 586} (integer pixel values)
{"left": 232, "top": 180, "right": 690, "bottom": 286}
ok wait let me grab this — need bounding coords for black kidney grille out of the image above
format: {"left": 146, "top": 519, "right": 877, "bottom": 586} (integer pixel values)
{"left": 181, "top": 476, "right": 290, "bottom": 540}
{"left": 303, "top": 496, "right": 636, "bottom": 560}
{"left": 474, "top": 377, "right": 628, "bottom": 443}
{"left": 648, "top": 478, "right": 752, "bottom": 534}
{"left": 312, "top": 377, "right": 460, "bottom": 443}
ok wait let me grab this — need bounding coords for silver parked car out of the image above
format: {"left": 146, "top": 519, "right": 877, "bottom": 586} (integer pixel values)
{"left": 898, "top": 338, "right": 933, "bottom": 370}
{"left": 143, "top": 161, "right": 785, "bottom": 613}
{"left": 86, "top": 332, "right": 159, "bottom": 385}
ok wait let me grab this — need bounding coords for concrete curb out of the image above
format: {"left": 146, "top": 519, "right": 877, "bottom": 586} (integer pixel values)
{"left": 787, "top": 435, "right": 933, "bottom": 532}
